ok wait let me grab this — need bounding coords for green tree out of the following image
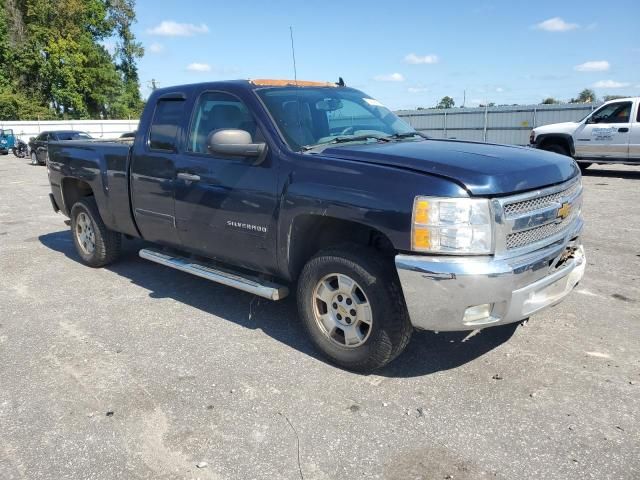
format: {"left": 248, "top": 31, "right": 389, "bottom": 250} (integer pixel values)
{"left": 0, "top": 0, "right": 144, "bottom": 120}
{"left": 541, "top": 97, "right": 560, "bottom": 104}
{"left": 570, "top": 89, "right": 596, "bottom": 103}
{"left": 436, "top": 96, "right": 455, "bottom": 109}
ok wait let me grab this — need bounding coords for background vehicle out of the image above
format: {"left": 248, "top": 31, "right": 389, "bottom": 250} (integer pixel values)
{"left": 47, "top": 79, "right": 585, "bottom": 371}
{"left": 28, "top": 130, "right": 92, "bottom": 165}
{"left": 530, "top": 96, "right": 640, "bottom": 171}
{"left": 11, "top": 138, "right": 29, "bottom": 158}
{"left": 0, "top": 128, "right": 16, "bottom": 154}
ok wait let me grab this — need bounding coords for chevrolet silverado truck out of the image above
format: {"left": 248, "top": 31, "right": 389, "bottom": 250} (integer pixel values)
{"left": 47, "top": 79, "right": 586, "bottom": 371}
{"left": 530, "top": 97, "right": 640, "bottom": 171}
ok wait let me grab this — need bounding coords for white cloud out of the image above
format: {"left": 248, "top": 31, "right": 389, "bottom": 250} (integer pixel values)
{"left": 593, "top": 80, "right": 630, "bottom": 88}
{"left": 404, "top": 53, "right": 439, "bottom": 65}
{"left": 187, "top": 63, "right": 212, "bottom": 72}
{"left": 574, "top": 60, "right": 610, "bottom": 72}
{"left": 407, "top": 86, "right": 428, "bottom": 93}
{"left": 147, "top": 21, "right": 209, "bottom": 37}
{"left": 373, "top": 73, "right": 405, "bottom": 82}
{"left": 148, "top": 42, "right": 164, "bottom": 54}
{"left": 534, "top": 17, "right": 579, "bottom": 32}
{"left": 495, "top": 87, "right": 504, "bottom": 93}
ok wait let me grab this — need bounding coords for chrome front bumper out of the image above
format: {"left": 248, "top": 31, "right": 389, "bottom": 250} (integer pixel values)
{"left": 395, "top": 236, "right": 585, "bottom": 331}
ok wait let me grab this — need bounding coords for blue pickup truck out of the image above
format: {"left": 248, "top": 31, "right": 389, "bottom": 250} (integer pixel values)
{"left": 47, "top": 79, "right": 585, "bottom": 371}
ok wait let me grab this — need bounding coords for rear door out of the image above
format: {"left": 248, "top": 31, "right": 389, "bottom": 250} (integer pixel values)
{"left": 629, "top": 100, "right": 640, "bottom": 161}
{"left": 173, "top": 90, "right": 280, "bottom": 273}
{"left": 574, "top": 101, "right": 632, "bottom": 160}
{"left": 130, "top": 94, "right": 188, "bottom": 245}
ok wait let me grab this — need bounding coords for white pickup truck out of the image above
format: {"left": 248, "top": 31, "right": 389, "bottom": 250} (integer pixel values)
{"left": 530, "top": 97, "right": 640, "bottom": 171}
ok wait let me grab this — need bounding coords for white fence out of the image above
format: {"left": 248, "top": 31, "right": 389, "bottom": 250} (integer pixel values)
{"left": 396, "top": 103, "right": 600, "bottom": 145}
{"left": 0, "top": 119, "right": 139, "bottom": 142}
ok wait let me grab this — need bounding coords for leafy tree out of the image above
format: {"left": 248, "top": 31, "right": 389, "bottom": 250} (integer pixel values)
{"left": 0, "top": 0, "right": 144, "bottom": 120}
{"left": 541, "top": 97, "right": 560, "bottom": 104}
{"left": 570, "top": 89, "right": 596, "bottom": 104}
{"left": 436, "top": 96, "right": 455, "bottom": 109}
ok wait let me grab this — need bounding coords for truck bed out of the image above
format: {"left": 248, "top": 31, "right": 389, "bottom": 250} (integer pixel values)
{"left": 47, "top": 140, "right": 139, "bottom": 237}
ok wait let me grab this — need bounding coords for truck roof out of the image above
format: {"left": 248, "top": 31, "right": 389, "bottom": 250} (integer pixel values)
{"left": 150, "top": 79, "right": 342, "bottom": 96}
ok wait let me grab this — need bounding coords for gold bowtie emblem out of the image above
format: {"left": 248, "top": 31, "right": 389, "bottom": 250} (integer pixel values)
{"left": 557, "top": 202, "right": 572, "bottom": 220}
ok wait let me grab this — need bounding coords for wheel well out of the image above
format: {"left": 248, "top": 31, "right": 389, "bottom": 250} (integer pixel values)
{"left": 288, "top": 215, "right": 396, "bottom": 280}
{"left": 61, "top": 178, "right": 93, "bottom": 215}
{"left": 539, "top": 135, "right": 571, "bottom": 154}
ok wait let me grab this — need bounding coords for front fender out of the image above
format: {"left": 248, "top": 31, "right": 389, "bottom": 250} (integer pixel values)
{"left": 275, "top": 152, "right": 467, "bottom": 278}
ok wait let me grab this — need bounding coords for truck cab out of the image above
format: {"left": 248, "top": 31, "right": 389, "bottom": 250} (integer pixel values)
{"left": 530, "top": 97, "right": 640, "bottom": 170}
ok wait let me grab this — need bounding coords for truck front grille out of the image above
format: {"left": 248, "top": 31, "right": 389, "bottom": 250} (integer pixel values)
{"left": 493, "top": 176, "right": 583, "bottom": 255}
{"left": 505, "top": 208, "right": 579, "bottom": 249}
{"left": 503, "top": 180, "right": 580, "bottom": 217}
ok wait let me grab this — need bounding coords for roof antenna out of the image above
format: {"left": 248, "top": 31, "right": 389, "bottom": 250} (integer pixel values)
{"left": 289, "top": 26, "right": 298, "bottom": 85}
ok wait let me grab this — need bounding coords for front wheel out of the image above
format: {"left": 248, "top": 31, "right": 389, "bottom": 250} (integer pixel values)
{"left": 578, "top": 162, "right": 592, "bottom": 173}
{"left": 297, "top": 246, "right": 412, "bottom": 371}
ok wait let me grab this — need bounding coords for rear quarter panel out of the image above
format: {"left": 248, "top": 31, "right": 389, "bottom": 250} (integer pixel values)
{"left": 48, "top": 141, "right": 139, "bottom": 237}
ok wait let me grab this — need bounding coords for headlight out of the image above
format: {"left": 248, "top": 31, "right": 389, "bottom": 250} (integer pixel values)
{"left": 412, "top": 197, "right": 493, "bottom": 254}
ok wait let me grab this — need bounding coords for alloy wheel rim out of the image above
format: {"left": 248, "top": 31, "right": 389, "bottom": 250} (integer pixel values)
{"left": 75, "top": 212, "right": 96, "bottom": 255}
{"left": 312, "top": 273, "right": 373, "bottom": 348}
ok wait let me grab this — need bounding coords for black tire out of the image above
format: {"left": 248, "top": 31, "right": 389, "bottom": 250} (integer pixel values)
{"left": 578, "top": 162, "right": 592, "bottom": 173}
{"left": 70, "top": 197, "right": 121, "bottom": 267}
{"left": 297, "top": 245, "right": 412, "bottom": 372}
{"left": 542, "top": 143, "right": 570, "bottom": 156}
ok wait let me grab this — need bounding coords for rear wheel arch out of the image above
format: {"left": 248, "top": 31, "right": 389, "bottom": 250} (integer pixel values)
{"left": 61, "top": 177, "right": 94, "bottom": 216}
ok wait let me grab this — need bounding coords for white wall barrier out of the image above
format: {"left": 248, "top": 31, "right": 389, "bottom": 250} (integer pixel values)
{"left": 0, "top": 119, "right": 140, "bottom": 142}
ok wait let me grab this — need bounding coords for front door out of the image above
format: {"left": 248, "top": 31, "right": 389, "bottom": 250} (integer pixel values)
{"left": 130, "top": 96, "right": 187, "bottom": 246}
{"left": 574, "top": 101, "right": 632, "bottom": 160}
{"left": 174, "top": 91, "right": 279, "bottom": 273}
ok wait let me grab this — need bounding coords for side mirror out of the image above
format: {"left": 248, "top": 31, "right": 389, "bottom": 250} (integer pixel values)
{"left": 207, "top": 129, "right": 267, "bottom": 164}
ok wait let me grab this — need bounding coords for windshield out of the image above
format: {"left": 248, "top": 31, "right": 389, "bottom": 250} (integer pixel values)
{"left": 256, "top": 87, "right": 417, "bottom": 151}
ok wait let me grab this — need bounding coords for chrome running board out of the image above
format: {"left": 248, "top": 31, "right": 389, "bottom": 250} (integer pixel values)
{"left": 139, "top": 248, "right": 288, "bottom": 301}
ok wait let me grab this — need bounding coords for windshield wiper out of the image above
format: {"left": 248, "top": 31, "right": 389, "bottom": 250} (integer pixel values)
{"left": 302, "top": 134, "right": 391, "bottom": 151}
{"left": 387, "top": 131, "right": 426, "bottom": 140}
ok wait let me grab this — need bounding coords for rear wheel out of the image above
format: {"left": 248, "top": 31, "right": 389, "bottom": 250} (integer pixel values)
{"left": 70, "top": 197, "right": 121, "bottom": 267}
{"left": 297, "top": 246, "right": 412, "bottom": 371}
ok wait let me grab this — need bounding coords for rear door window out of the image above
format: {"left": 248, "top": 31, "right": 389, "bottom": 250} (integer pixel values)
{"left": 149, "top": 99, "right": 186, "bottom": 151}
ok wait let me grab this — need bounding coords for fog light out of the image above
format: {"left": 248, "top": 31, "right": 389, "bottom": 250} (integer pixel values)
{"left": 463, "top": 303, "right": 493, "bottom": 324}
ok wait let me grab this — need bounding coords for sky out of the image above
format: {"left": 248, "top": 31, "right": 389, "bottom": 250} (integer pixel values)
{"left": 131, "top": 0, "right": 640, "bottom": 110}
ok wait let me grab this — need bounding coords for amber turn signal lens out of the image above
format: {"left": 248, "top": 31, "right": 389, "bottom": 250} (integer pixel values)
{"left": 413, "top": 227, "right": 431, "bottom": 249}
{"left": 414, "top": 199, "right": 430, "bottom": 224}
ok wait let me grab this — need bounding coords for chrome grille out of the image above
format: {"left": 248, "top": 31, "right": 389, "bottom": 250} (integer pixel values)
{"left": 503, "top": 180, "right": 580, "bottom": 217}
{"left": 506, "top": 209, "right": 579, "bottom": 249}
{"left": 493, "top": 177, "right": 584, "bottom": 256}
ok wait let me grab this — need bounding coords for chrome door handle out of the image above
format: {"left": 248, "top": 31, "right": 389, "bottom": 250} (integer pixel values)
{"left": 177, "top": 172, "right": 201, "bottom": 182}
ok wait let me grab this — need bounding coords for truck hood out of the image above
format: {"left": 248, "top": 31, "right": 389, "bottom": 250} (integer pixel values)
{"left": 320, "top": 139, "right": 578, "bottom": 196}
{"left": 534, "top": 121, "right": 580, "bottom": 136}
